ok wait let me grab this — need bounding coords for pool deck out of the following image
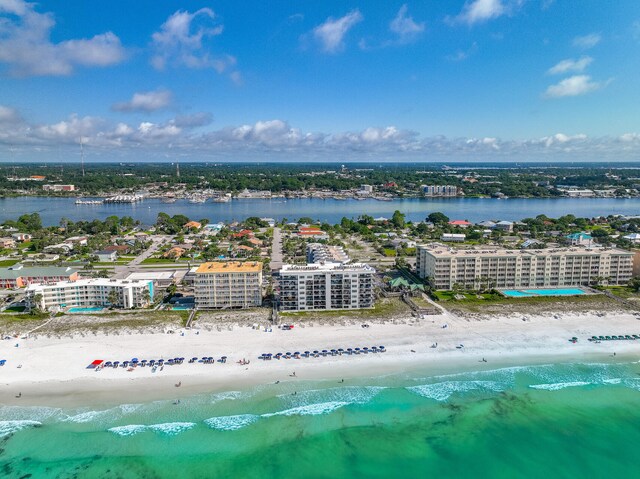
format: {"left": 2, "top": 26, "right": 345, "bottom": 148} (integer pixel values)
{"left": 499, "top": 287, "right": 600, "bottom": 298}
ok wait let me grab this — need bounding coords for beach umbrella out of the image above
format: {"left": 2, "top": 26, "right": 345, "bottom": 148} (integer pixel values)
{"left": 338, "top": 348, "right": 344, "bottom": 354}
{"left": 304, "top": 351, "right": 310, "bottom": 357}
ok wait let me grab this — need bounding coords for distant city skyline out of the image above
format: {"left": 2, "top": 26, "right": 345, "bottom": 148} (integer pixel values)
{"left": 0, "top": 0, "right": 639, "bottom": 162}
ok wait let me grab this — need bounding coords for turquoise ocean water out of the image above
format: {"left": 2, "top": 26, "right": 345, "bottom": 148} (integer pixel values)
{"left": 1, "top": 360, "right": 639, "bottom": 478}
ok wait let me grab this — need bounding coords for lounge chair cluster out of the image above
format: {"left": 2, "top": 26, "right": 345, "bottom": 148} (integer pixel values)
{"left": 588, "top": 335, "right": 640, "bottom": 342}
{"left": 102, "top": 356, "right": 228, "bottom": 369}
{"left": 258, "top": 346, "right": 386, "bottom": 360}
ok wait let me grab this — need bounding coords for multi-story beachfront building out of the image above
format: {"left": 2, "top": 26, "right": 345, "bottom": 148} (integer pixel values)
{"left": 0, "top": 264, "right": 80, "bottom": 289}
{"left": 194, "top": 261, "right": 263, "bottom": 309}
{"left": 416, "top": 244, "right": 634, "bottom": 290}
{"left": 306, "top": 243, "right": 350, "bottom": 264}
{"left": 421, "top": 185, "right": 458, "bottom": 197}
{"left": 276, "top": 262, "right": 375, "bottom": 311}
{"left": 26, "top": 279, "right": 153, "bottom": 310}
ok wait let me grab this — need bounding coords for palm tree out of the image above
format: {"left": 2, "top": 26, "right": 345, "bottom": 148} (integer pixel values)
{"left": 107, "top": 289, "right": 119, "bottom": 307}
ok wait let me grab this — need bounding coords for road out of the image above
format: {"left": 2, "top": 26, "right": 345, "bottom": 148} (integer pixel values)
{"left": 270, "top": 227, "right": 283, "bottom": 271}
{"left": 114, "top": 235, "right": 170, "bottom": 279}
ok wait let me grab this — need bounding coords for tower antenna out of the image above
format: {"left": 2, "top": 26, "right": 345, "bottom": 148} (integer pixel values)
{"left": 80, "top": 137, "right": 85, "bottom": 177}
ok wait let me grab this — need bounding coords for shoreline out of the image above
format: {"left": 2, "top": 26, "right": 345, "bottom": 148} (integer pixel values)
{"left": 2, "top": 310, "right": 639, "bottom": 409}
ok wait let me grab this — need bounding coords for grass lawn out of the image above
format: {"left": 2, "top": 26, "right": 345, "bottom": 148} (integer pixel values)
{"left": 4, "top": 306, "right": 26, "bottom": 312}
{"left": 0, "top": 259, "right": 20, "bottom": 267}
{"left": 0, "top": 311, "right": 50, "bottom": 323}
{"left": 141, "top": 257, "right": 190, "bottom": 264}
{"left": 382, "top": 248, "right": 396, "bottom": 257}
{"left": 432, "top": 289, "right": 625, "bottom": 314}
{"left": 280, "top": 297, "right": 410, "bottom": 320}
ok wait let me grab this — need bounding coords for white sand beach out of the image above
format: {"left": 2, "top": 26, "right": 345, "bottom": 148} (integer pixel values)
{"left": 1, "top": 310, "right": 639, "bottom": 407}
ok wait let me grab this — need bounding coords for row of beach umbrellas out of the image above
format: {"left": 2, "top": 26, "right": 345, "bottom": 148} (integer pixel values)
{"left": 259, "top": 346, "right": 386, "bottom": 360}
{"left": 102, "top": 356, "right": 228, "bottom": 368}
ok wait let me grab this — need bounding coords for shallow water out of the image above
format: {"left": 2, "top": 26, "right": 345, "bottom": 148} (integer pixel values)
{"left": 1, "top": 361, "right": 639, "bottom": 478}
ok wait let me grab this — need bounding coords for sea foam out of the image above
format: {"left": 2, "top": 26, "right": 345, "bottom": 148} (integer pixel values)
{"left": 108, "top": 424, "right": 147, "bottom": 437}
{"left": 263, "top": 401, "right": 350, "bottom": 417}
{"left": 529, "top": 381, "right": 591, "bottom": 391}
{"left": 148, "top": 422, "right": 196, "bottom": 436}
{"left": 407, "top": 380, "right": 505, "bottom": 401}
{"left": 0, "top": 420, "right": 42, "bottom": 437}
{"left": 108, "top": 422, "right": 196, "bottom": 437}
{"left": 204, "top": 414, "right": 259, "bottom": 431}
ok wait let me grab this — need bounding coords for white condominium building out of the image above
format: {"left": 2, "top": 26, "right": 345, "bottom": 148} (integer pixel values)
{"left": 277, "top": 262, "right": 375, "bottom": 311}
{"left": 194, "top": 261, "right": 263, "bottom": 309}
{"left": 417, "top": 244, "right": 634, "bottom": 290}
{"left": 422, "top": 185, "right": 458, "bottom": 197}
{"left": 306, "top": 243, "right": 350, "bottom": 264}
{"left": 26, "top": 279, "right": 153, "bottom": 310}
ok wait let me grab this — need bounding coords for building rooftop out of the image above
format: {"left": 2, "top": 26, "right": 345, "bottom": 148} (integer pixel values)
{"left": 418, "top": 244, "right": 632, "bottom": 258}
{"left": 280, "top": 262, "right": 374, "bottom": 273}
{"left": 195, "top": 261, "right": 263, "bottom": 274}
{"left": 26, "top": 278, "right": 151, "bottom": 291}
{"left": 0, "top": 265, "right": 78, "bottom": 280}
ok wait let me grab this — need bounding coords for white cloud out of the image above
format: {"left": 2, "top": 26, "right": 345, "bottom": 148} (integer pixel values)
{"left": 0, "top": 105, "right": 21, "bottom": 123}
{"left": 311, "top": 10, "right": 363, "bottom": 53}
{"left": 572, "top": 33, "right": 601, "bottom": 49}
{"left": 539, "top": 133, "right": 587, "bottom": 147}
{"left": 1, "top": 109, "right": 639, "bottom": 163}
{"left": 112, "top": 89, "right": 173, "bottom": 113}
{"left": 543, "top": 75, "right": 610, "bottom": 98}
{"left": 454, "top": 0, "right": 506, "bottom": 25}
{"left": 619, "top": 133, "right": 640, "bottom": 142}
{"left": 0, "top": 0, "right": 125, "bottom": 76}
{"left": 389, "top": 5, "right": 425, "bottom": 43}
{"left": 547, "top": 56, "right": 593, "bottom": 75}
{"left": 150, "top": 8, "right": 240, "bottom": 81}
{"left": 447, "top": 42, "right": 478, "bottom": 61}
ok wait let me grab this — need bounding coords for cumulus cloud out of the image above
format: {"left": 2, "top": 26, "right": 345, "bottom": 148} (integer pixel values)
{"left": 112, "top": 89, "right": 173, "bottom": 113}
{"left": 572, "top": 33, "right": 601, "bottom": 49}
{"left": 452, "top": 0, "right": 505, "bottom": 25}
{"left": 1, "top": 108, "right": 638, "bottom": 163}
{"left": 543, "top": 75, "right": 610, "bottom": 98}
{"left": 389, "top": 5, "right": 425, "bottom": 43}
{"left": 0, "top": 105, "right": 21, "bottom": 123}
{"left": 170, "top": 112, "right": 213, "bottom": 128}
{"left": 0, "top": 0, "right": 125, "bottom": 76}
{"left": 547, "top": 56, "right": 592, "bottom": 75}
{"left": 150, "top": 8, "right": 240, "bottom": 81}
{"left": 310, "top": 10, "right": 363, "bottom": 53}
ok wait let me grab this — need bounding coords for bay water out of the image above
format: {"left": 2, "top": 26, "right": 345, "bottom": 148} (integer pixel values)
{"left": 2, "top": 196, "right": 640, "bottom": 225}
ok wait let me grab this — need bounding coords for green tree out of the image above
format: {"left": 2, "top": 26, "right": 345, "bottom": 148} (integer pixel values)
{"left": 391, "top": 210, "right": 406, "bottom": 228}
{"left": 428, "top": 212, "right": 449, "bottom": 225}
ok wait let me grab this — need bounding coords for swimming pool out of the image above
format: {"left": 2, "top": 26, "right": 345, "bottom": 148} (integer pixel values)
{"left": 501, "top": 288, "right": 587, "bottom": 298}
{"left": 68, "top": 307, "right": 104, "bottom": 313}
{"left": 171, "top": 306, "right": 193, "bottom": 310}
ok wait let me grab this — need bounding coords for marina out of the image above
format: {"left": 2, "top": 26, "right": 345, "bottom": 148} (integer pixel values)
{"left": 3, "top": 196, "right": 640, "bottom": 226}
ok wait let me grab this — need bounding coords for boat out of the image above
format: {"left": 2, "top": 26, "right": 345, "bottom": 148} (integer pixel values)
{"left": 75, "top": 199, "right": 103, "bottom": 205}
{"left": 212, "top": 194, "right": 231, "bottom": 203}
{"left": 161, "top": 197, "right": 177, "bottom": 203}
{"left": 188, "top": 196, "right": 207, "bottom": 204}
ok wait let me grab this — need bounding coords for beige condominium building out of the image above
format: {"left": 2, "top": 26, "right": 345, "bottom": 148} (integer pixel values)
{"left": 194, "top": 261, "right": 263, "bottom": 309}
{"left": 277, "top": 262, "right": 375, "bottom": 311}
{"left": 417, "top": 244, "right": 634, "bottom": 290}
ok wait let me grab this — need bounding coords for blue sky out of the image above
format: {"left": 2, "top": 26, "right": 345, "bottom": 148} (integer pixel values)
{"left": 0, "top": 0, "right": 639, "bottom": 162}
